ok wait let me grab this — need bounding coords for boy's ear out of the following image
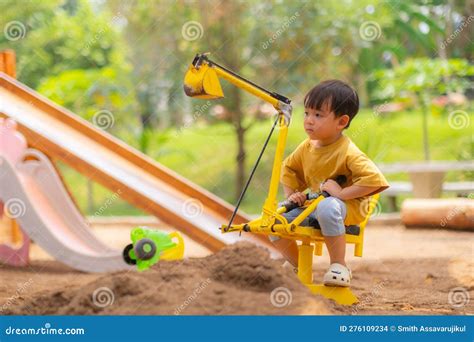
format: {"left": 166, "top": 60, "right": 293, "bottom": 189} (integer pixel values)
{"left": 338, "top": 114, "right": 350, "bottom": 129}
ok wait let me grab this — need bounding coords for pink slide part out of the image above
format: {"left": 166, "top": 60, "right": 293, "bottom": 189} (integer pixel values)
{"left": 0, "top": 151, "right": 131, "bottom": 272}
{"left": 0, "top": 118, "right": 30, "bottom": 267}
{"left": 0, "top": 117, "right": 27, "bottom": 165}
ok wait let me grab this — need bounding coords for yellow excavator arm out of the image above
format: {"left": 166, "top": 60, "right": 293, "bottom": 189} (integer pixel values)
{"left": 183, "top": 53, "right": 291, "bottom": 115}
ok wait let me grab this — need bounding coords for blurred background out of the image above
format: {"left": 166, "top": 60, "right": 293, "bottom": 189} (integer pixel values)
{"left": 0, "top": 0, "right": 472, "bottom": 216}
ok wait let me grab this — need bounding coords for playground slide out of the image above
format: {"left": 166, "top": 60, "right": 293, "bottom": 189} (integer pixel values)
{"left": 0, "top": 148, "right": 131, "bottom": 272}
{"left": 0, "top": 72, "right": 277, "bottom": 255}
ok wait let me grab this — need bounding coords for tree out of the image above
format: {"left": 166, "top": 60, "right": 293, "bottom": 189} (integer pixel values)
{"left": 0, "top": 0, "right": 124, "bottom": 89}
{"left": 372, "top": 58, "right": 474, "bottom": 160}
{"left": 1, "top": 0, "right": 137, "bottom": 214}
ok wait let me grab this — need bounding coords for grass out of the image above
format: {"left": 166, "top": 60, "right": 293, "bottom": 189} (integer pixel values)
{"left": 58, "top": 107, "right": 472, "bottom": 216}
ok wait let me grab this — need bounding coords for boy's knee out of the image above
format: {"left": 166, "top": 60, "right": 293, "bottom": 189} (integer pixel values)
{"left": 317, "top": 197, "right": 346, "bottom": 236}
{"left": 317, "top": 197, "right": 343, "bottom": 219}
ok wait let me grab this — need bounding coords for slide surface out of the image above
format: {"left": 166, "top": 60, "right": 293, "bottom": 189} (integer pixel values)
{"left": 0, "top": 72, "right": 277, "bottom": 255}
{"left": 0, "top": 150, "right": 131, "bottom": 272}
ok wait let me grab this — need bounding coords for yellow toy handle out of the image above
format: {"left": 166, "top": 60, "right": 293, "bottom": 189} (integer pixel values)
{"left": 160, "top": 231, "right": 185, "bottom": 260}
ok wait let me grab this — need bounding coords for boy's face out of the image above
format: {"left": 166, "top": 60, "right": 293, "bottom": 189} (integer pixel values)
{"left": 303, "top": 103, "right": 349, "bottom": 141}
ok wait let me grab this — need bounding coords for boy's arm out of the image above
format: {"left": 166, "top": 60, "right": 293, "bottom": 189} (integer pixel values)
{"left": 321, "top": 180, "right": 380, "bottom": 200}
{"left": 342, "top": 153, "right": 390, "bottom": 198}
{"left": 282, "top": 183, "right": 307, "bottom": 206}
{"left": 280, "top": 142, "right": 307, "bottom": 195}
{"left": 283, "top": 184, "right": 297, "bottom": 198}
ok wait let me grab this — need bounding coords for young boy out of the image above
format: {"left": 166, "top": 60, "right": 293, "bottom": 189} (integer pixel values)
{"left": 270, "top": 79, "right": 389, "bottom": 287}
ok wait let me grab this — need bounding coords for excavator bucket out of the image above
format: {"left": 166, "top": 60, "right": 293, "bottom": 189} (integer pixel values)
{"left": 183, "top": 63, "right": 224, "bottom": 99}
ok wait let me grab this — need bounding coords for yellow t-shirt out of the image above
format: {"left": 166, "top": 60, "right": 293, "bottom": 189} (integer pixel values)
{"left": 280, "top": 134, "right": 389, "bottom": 225}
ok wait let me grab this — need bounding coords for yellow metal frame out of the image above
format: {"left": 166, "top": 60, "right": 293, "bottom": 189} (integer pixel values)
{"left": 221, "top": 193, "right": 379, "bottom": 305}
{"left": 184, "top": 53, "right": 380, "bottom": 306}
{"left": 184, "top": 53, "right": 282, "bottom": 108}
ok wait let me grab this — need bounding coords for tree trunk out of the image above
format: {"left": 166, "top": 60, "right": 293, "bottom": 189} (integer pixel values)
{"left": 168, "top": 83, "right": 183, "bottom": 128}
{"left": 199, "top": 0, "right": 247, "bottom": 201}
{"left": 236, "top": 125, "right": 246, "bottom": 200}
{"left": 232, "top": 88, "right": 246, "bottom": 200}
{"left": 137, "top": 86, "right": 155, "bottom": 153}
{"left": 421, "top": 103, "right": 430, "bottom": 161}
{"left": 416, "top": 92, "right": 431, "bottom": 161}
{"left": 458, "top": 0, "right": 474, "bottom": 60}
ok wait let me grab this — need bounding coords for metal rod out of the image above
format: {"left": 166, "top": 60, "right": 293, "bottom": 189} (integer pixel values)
{"left": 225, "top": 115, "right": 280, "bottom": 233}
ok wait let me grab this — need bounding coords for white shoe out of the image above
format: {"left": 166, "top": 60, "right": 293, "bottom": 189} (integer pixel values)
{"left": 323, "top": 263, "right": 352, "bottom": 287}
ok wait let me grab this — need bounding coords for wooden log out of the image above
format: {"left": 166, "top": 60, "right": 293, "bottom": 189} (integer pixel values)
{"left": 401, "top": 198, "right": 474, "bottom": 230}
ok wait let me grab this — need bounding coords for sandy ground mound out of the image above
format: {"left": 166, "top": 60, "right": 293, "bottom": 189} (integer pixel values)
{"left": 1, "top": 224, "right": 472, "bottom": 315}
{"left": 2, "top": 243, "right": 334, "bottom": 315}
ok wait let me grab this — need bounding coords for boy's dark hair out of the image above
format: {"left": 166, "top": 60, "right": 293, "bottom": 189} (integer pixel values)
{"left": 304, "top": 79, "right": 359, "bottom": 128}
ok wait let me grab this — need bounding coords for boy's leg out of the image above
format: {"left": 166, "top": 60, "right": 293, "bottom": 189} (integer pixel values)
{"left": 322, "top": 235, "right": 346, "bottom": 266}
{"left": 315, "top": 197, "right": 347, "bottom": 265}
{"left": 316, "top": 197, "right": 352, "bottom": 286}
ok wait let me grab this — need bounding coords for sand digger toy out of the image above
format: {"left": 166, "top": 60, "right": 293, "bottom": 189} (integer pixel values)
{"left": 183, "top": 53, "right": 379, "bottom": 306}
{"left": 123, "top": 227, "right": 184, "bottom": 271}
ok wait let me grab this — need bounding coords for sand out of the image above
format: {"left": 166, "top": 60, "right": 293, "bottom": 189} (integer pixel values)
{"left": 1, "top": 243, "right": 333, "bottom": 315}
{"left": 0, "top": 224, "right": 472, "bottom": 315}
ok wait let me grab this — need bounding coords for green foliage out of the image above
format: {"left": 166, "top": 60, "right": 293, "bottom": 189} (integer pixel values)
{"left": 372, "top": 58, "right": 474, "bottom": 102}
{"left": 0, "top": 0, "right": 472, "bottom": 215}
{"left": 0, "top": 0, "right": 125, "bottom": 88}
{"left": 372, "top": 58, "right": 473, "bottom": 160}
{"left": 37, "top": 66, "right": 140, "bottom": 138}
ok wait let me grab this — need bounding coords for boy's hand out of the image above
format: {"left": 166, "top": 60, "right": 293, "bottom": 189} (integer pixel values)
{"left": 287, "top": 192, "right": 306, "bottom": 206}
{"left": 320, "top": 179, "right": 342, "bottom": 198}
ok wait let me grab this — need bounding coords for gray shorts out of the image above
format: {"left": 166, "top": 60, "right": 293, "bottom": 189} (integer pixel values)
{"left": 269, "top": 197, "right": 347, "bottom": 242}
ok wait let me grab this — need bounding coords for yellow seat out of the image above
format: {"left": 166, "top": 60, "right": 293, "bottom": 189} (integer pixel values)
{"left": 305, "top": 194, "right": 379, "bottom": 258}
{"left": 294, "top": 194, "right": 379, "bottom": 305}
